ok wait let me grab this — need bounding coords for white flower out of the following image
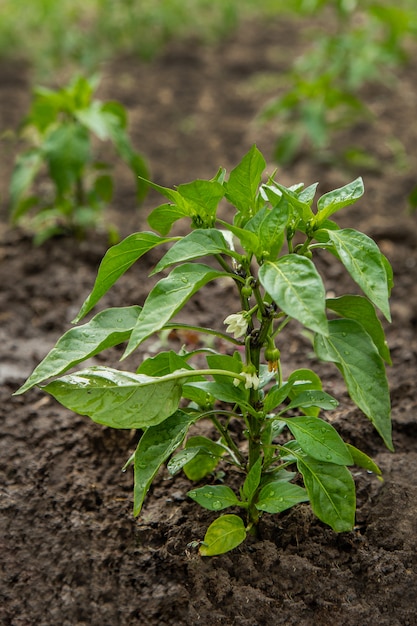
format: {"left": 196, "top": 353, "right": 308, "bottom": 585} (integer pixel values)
{"left": 223, "top": 312, "right": 248, "bottom": 339}
{"left": 233, "top": 371, "right": 260, "bottom": 390}
{"left": 243, "top": 371, "right": 260, "bottom": 390}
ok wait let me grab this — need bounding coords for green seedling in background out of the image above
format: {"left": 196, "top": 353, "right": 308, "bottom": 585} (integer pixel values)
{"left": 0, "top": 0, "right": 258, "bottom": 75}
{"left": 9, "top": 75, "right": 148, "bottom": 244}
{"left": 259, "top": 0, "right": 417, "bottom": 166}
{"left": 16, "top": 145, "right": 393, "bottom": 555}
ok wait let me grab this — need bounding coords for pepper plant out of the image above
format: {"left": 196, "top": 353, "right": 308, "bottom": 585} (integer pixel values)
{"left": 9, "top": 74, "right": 148, "bottom": 244}
{"left": 16, "top": 145, "right": 393, "bottom": 555}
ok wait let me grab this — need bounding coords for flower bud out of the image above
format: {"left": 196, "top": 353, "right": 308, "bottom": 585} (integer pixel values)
{"left": 265, "top": 346, "right": 280, "bottom": 373}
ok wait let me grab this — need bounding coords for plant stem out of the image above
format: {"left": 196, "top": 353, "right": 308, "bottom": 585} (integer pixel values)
{"left": 246, "top": 333, "right": 263, "bottom": 473}
{"left": 163, "top": 322, "right": 243, "bottom": 346}
{"left": 209, "top": 413, "right": 245, "bottom": 466}
{"left": 214, "top": 254, "right": 232, "bottom": 273}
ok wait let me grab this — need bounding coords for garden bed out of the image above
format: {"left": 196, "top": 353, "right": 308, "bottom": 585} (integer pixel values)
{"left": 1, "top": 17, "right": 417, "bottom": 625}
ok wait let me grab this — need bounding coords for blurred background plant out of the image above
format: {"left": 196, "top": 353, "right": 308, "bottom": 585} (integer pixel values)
{"left": 257, "top": 0, "right": 417, "bottom": 166}
{"left": 2, "top": 0, "right": 417, "bottom": 226}
{"left": 9, "top": 75, "right": 149, "bottom": 244}
{"left": 0, "top": 0, "right": 266, "bottom": 77}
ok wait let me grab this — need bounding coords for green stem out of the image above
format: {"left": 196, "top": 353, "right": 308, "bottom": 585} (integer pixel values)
{"left": 157, "top": 368, "right": 247, "bottom": 384}
{"left": 246, "top": 335, "right": 263, "bottom": 473}
{"left": 214, "top": 254, "right": 232, "bottom": 273}
{"left": 163, "top": 322, "right": 243, "bottom": 346}
{"left": 272, "top": 315, "right": 290, "bottom": 337}
{"left": 294, "top": 236, "right": 313, "bottom": 256}
{"left": 252, "top": 283, "right": 266, "bottom": 317}
{"left": 155, "top": 368, "right": 259, "bottom": 418}
{"left": 75, "top": 176, "right": 85, "bottom": 208}
{"left": 208, "top": 413, "right": 245, "bottom": 466}
{"left": 276, "top": 359, "right": 283, "bottom": 388}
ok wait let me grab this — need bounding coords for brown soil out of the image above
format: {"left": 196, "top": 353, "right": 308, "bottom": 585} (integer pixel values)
{"left": 1, "top": 17, "right": 417, "bottom": 626}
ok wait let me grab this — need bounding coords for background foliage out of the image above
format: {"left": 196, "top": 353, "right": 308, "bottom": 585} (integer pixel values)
{"left": 1, "top": 1, "right": 416, "bottom": 78}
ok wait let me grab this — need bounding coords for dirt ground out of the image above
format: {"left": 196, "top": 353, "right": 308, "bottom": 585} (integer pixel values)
{"left": 1, "top": 16, "right": 417, "bottom": 626}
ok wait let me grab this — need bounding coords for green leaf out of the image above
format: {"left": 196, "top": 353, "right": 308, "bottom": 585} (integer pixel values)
{"left": 43, "top": 366, "right": 183, "bottom": 429}
{"left": 256, "top": 481, "right": 309, "bottom": 514}
{"left": 257, "top": 204, "right": 289, "bottom": 258}
{"left": 167, "top": 447, "right": 201, "bottom": 475}
{"left": 284, "top": 417, "right": 353, "bottom": 465}
{"left": 382, "top": 254, "right": 394, "bottom": 295}
{"left": 15, "top": 306, "right": 141, "bottom": 394}
{"left": 146, "top": 178, "right": 222, "bottom": 228}
{"left": 152, "top": 229, "right": 237, "bottom": 274}
{"left": 186, "top": 381, "right": 254, "bottom": 415}
{"left": 283, "top": 390, "right": 339, "bottom": 412}
{"left": 188, "top": 485, "right": 240, "bottom": 511}
{"left": 68, "top": 75, "right": 96, "bottom": 108}
{"left": 258, "top": 364, "right": 277, "bottom": 389}
{"left": 200, "top": 514, "right": 246, "bottom": 556}
{"left": 246, "top": 202, "right": 289, "bottom": 261}
{"left": 137, "top": 350, "right": 195, "bottom": 377}
{"left": 75, "top": 102, "right": 114, "bottom": 140}
{"left": 324, "top": 228, "right": 391, "bottom": 321}
{"left": 141, "top": 179, "right": 180, "bottom": 204}
{"left": 346, "top": 444, "right": 382, "bottom": 478}
{"left": 183, "top": 436, "right": 225, "bottom": 481}
{"left": 134, "top": 410, "right": 195, "bottom": 515}
{"left": 314, "top": 319, "right": 392, "bottom": 450}
{"left": 27, "top": 88, "right": 60, "bottom": 132}
{"left": 259, "top": 257, "right": 328, "bottom": 335}
{"left": 124, "top": 264, "right": 227, "bottom": 357}
{"left": 287, "top": 368, "right": 323, "bottom": 417}
{"left": 297, "top": 455, "right": 356, "bottom": 532}
{"left": 101, "top": 101, "right": 128, "bottom": 129}
{"left": 218, "top": 220, "right": 260, "bottom": 255}
{"left": 211, "top": 166, "right": 226, "bottom": 184}
{"left": 74, "top": 232, "right": 172, "bottom": 322}
{"left": 176, "top": 179, "right": 224, "bottom": 226}
{"left": 182, "top": 382, "right": 215, "bottom": 409}
{"left": 147, "top": 203, "right": 188, "bottom": 235}
{"left": 224, "top": 145, "right": 265, "bottom": 217}
{"left": 100, "top": 115, "right": 149, "bottom": 202}
{"left": 42, "top": 124, "right": 90, "bottom": 194}
{"left": 316, "top": 177, "right": 364, "bottom": 222}
{"left": 298, "top": 182, "right": 319, "bottom": 206}
{"left": 288, "top": 369, "right": 322, "bottom": 391}
{"left": 9, "top": 195, "right": 39, "bottom": 224}
{"left": 268, "top": 182, "right": 314, "bottom": 222}
{"left": 242, "top": 457, "right": 262, "bottom": 502}
{"left": 327, "top": 295, "right": 391, "bottom": 364}
{"left": 206, "top": 353, "right": 243, "bottom": 382}
{"left": 9, "top": 149, "right": 43, "bottom": 220}
{"left": 263, "top": 381, "right": 293, "bottom": 414}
